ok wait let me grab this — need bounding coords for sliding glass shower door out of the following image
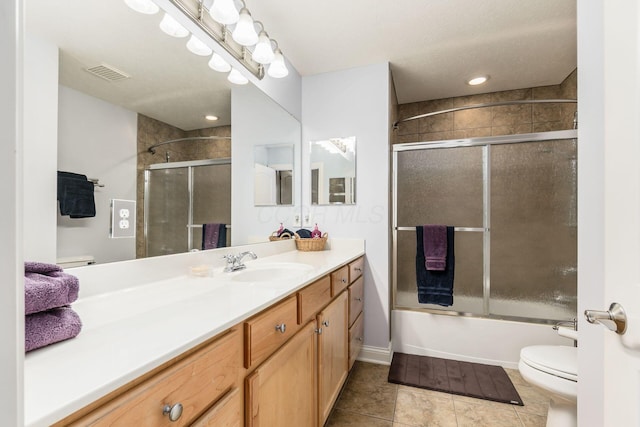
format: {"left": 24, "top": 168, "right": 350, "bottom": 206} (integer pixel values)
{"left": 145, "top": 159, "right": 231, "bottom": 257}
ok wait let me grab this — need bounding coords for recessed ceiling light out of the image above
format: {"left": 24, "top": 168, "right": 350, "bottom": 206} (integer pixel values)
{"left": 205, "top": 115, "right": 219, "bottom": 121}
{"left": 467, "top": 76, "right": 489, "bottom": 86}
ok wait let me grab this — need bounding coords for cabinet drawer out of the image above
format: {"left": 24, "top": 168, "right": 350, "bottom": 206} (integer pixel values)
{"left": 245, "top": 295, "right": 300, "bottom": 369}
{"left": 191, "top": 387, "right": 242, "bottom": 427}
{"left": 297, "top": 275, "right": 331, "bottom": 324}
{"left": 349, "top": 312, "right": 364, "bottom": 370}
{"left": 348, "top": 276, "right": 364, "bottom": 327}
{"left": 349, "top": 257, "right": 364, "bottom": 283}
{"left": 70, "top": 328, "right": 242, "bottom": 426}
{"left": 331, "top": 265, "right": 349, "bottom": 296}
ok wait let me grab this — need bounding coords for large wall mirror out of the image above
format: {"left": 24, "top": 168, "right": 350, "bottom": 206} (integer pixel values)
{"left": 26, "top": 0, "right": 301, "bottom": 265}
{"left": 254, "top": 144, "right": 295, "bottom": 206}
{"left": 310, "top": 137, "right": 357, "bottom": 205}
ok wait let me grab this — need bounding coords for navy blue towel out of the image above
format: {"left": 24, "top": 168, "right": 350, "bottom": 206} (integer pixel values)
{"left": 57, "top": 171, "right": 96, "bottom": 218}
{"left": 416, "top": 226, "right": 455, "bottom": 306}
{"left": 217, "top": 224, "right": 227, "bottom": 248}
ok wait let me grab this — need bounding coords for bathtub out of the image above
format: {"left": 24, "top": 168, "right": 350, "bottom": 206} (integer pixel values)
{"left": 393, "top": 291, "right": 574, "bottom": 369}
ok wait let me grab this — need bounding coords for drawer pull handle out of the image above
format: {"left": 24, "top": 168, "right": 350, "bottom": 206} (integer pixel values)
{"left": 163, "top": 403, "right": 183, "bottom": 422}
{"left": 354, "top": 267, "right": 362, "bottom": 272}
{"left": 357, "top": 337, "right": 363, "bottom": 342}
{"left": 341, "top": 278, "right": 347, "bottom": 283}
{"left": 322, "top": 320, "right": 330, "bottom": 327}
{"left": 275, "top": 323, "right": 287, "bottom": 333}
{"left": 355, "top": 297, "right": 362, "bottom": 302}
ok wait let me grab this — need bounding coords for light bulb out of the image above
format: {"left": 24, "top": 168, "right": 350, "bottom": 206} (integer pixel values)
{"left": 232, "top": 8, "right": 258, "bottom": 46}
{"left": 186, "top": 35, "right": 213, "bottom": 56}
{"left": 208, "top": 52, "right": 231, "bottom": 72}
{"left": 227, "top": 68, "right": 249, "bottom": 85}
{"left": 467, "top": 75, "right": 489, "bottom": 85}
{"left": 252, "top": 31, "right": 275, "bottom": 64}
{"left": 159, "top": 13, "right": 189, "bottom": 38}
{"left": 267, "top": 49, "right": 289, "bottom": 78}
{"left": 209, "top": 0, "right": 239, "bottom": 25}
{"left": 123, "top": 0, "right": 159, "bottom": 14}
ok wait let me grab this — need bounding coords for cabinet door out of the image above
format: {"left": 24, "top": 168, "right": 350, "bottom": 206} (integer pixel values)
{"left": 317, "top": 291, "right": 349, "bottom": 426}
{"left": 246, "top": 321, "right": 317, "bottom": 427}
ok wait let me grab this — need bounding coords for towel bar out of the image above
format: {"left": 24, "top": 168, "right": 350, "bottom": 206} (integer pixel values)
{"left": 395, "top": 226, "right": 486, "bottom": 232}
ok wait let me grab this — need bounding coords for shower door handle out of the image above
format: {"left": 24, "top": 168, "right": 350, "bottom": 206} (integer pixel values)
{"left": 584, "top": 302, "right": 627, "bottom": 334}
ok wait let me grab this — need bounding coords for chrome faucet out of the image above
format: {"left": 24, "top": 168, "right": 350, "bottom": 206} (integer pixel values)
{"left": 223, "top": 251, "right": 258, "bottom": 272}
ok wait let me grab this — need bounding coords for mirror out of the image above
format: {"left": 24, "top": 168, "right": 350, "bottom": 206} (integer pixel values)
{"left": 310, "top": 137, "right": 357, "bottom": 205}
{"left": 254, "top": 144, "right": 295, "bottom": 206}
{"left": 26, "top": 0, "right": 301, "bottom": 265}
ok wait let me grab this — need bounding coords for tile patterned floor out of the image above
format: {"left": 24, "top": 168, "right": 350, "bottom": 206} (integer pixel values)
{"left": 325, "top": 361, "right": 551, "bottom": 427}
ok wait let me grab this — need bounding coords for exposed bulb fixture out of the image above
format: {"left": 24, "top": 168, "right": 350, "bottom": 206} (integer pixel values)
{"left": 205, "top": 115, "right": 219, "bottom": 121}
{"left": 209, "top": 0, "right": 239, "bottom": 25}
{"left": 159, "top": 13, "right": 189, "bottom": 38}
{"left": 232, "top": 8, "right": 259, "bottom": 46}
{"left": 227, "top": 68, "right": 249, "bottom": 85}
{"left": 267, "top": 49, "right": 288, "bottom": 78}
{"left": 124, "top": 0, "right": 159, "bottom": 14}
{"left": 252, "top": 31, "right": 275, "bottom": 64}
{"left": 186, "top": 35, "right": 213, "bottom": 56}
{"left": 208, "top": 52, "right": 231, "bottom": 72}
{"left": 467, "top": 75, "right": 489, "bottom": 86}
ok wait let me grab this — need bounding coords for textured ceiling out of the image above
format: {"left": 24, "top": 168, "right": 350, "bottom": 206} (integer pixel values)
{"left": 27, "top": 0, "right": 576, "bottom": 130}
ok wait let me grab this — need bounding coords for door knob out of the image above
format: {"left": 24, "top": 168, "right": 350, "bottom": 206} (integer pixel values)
{"left": 584, "top": 302, "right": 627, "bottom": 334}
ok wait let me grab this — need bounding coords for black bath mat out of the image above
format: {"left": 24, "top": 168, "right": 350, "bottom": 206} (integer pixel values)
{"left": 388, "top": 352, "right": 524, "bottom": 406}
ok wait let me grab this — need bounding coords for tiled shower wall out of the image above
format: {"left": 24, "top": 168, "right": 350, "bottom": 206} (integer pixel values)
{"left": 392, "top": 69, "right": 577, "bottom": 144}
{"left": 135, "top": 114, "right": 231, "bottom": 258}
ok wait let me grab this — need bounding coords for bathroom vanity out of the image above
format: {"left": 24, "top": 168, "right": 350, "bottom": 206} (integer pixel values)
{"left": 24, "top": 239, "right": 364, "bottom": 427}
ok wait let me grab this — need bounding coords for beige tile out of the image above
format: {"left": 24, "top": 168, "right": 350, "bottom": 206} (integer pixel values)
{"left": 454, "top": 108, "right": 492, "bottom": 130}
{"left": 453, "top": 400, "right": 521, "bottom": 427}
{"left": 336, "top": 375, "right": 398, "bottom": 420}
{"left": 420, "top": 131, "right": 456, "bottom": 141}
{"left": 398, "top": 385, "right": 455, "bottom": 402}
{"left": 532, "top": 103, "right": 563, "bottom": 123}
{"left": 326, "top": 409, "right": 393, "bottom": 427}
{"left": 419, "top": 112, "right": 454, "bottom": 134}
{"left": 492, "top": 104, "right": 532, "bottom": 127}
{"left": 491, "top": 124, "right": 533, "bottom": 137}
{"left": 347, "top": 361, "right": 391, "bottom": 385}
{"left": 491, "top": 88, "right": 532, "bottom": 103}
{"left": 394, "top": 387, "right": 457, "bottom": 427}
{"left": 516, "top": 411, "right": 547, "bottom": 427}
{"left": 394, "top": 133, "right": 423, "bottom": 144}
{"left": 532, "top": 85, "right": 562, "bottom": 100}
{"left": 452, "top": 127, "right": 491, "bottom": 139}
{"left": 453, "top": 93, "right": 492, "bottom": 107}
{"left": 452, "top": 394, "right": 520, "bottom": 412}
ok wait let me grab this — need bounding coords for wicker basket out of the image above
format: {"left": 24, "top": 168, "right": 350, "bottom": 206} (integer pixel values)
{"left": 269, "top": 231, "right": 293, "bottom": 241}
{"left": 294, "top": 232, "right": 328, "bottom": 251}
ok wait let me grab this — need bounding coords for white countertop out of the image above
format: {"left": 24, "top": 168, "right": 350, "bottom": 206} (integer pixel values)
{"left": 24, "top": 239, "right": 364, "bottom": 427}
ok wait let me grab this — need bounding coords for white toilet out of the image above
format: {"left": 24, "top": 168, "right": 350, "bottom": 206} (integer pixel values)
{"left": 518, "top": 344, "right": 577, "bottom": 427}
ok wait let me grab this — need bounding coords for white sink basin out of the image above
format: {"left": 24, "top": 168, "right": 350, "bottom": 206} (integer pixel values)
{"left": 230, "top": 262, "right": 314, "bottom": 283}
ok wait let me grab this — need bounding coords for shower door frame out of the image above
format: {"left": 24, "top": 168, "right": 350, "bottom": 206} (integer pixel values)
{"left": 392, "top": 129, "right": 578, "bottom": 324}
{"left": 144, "top": 158, "right": 231, "bottom": 256}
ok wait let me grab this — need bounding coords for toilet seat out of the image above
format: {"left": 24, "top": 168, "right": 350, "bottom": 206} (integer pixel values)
{"left": 520, "top": 345, "right": 577, "bottom": 382}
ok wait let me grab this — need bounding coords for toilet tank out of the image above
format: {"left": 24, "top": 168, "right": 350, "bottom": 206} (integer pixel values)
{"left": 56, "top": 255, "right": 95, "bottom": 269}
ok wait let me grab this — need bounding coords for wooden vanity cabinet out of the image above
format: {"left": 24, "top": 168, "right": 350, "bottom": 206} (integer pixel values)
{"left": 317, "top": 291, "right": 349, "bottom": 426}
{"left": 347, "top": 257, "right": 365, "bottom": 369}
{"left": 245, "top": 321, "right": 318, "bottom": 427}
{"left": 60, "top": 328, "right": 244, "bottom": 427}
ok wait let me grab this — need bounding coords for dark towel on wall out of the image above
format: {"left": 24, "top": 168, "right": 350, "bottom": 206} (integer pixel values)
{"left": 416, "top": 225, "right": 455, "bottom": 306}
{"left": 57, "top": 171, "right": 96, "bottom": 218}
{"left": 202, "top": 224, "right": 227, "bottom": 250}
{"left": 423, "top": 224, "right": 447, "bottom": 270}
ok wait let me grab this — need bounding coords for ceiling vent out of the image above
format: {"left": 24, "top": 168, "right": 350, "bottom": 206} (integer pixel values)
{"left": 85, "top": 64, "right": 130, "bottom": 82}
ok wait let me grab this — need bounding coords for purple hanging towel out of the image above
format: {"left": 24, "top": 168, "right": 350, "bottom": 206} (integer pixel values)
{"left": 423, "top": 224, "right": 447, "bottom": 271}
{"left": 202, "top": 223, "right": 221, "bottom": 250}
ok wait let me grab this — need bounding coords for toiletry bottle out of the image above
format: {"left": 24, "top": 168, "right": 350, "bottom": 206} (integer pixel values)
{"left": 311, "top": 223, "right": 322, "bottom": 238}
{"left": 277, "top": 222, "right": 284, "bottom": 236}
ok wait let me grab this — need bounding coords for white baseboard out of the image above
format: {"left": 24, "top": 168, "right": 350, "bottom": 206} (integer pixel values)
{"left": 356, "top": 344, "right": 392, "bottom": 365}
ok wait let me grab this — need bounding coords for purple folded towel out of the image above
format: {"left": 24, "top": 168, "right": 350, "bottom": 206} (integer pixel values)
{"left": 25, "top": 270, "right": 79, "bottom": 315}
{"left": 423, "top": 225, "right": 448, "bottom": 271}
{"left": 25, "top": 261, "right": 62, "bottom": 275}
{"left": 25, "top": 306, "right": 82, "bottom": 352}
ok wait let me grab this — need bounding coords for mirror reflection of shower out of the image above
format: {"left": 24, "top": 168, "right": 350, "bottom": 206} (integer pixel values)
{"left": 253, "top": 144, "right": 295, "bottom": 206}
{"left": 144, "top": 159, "right": 231, "bottom": 257}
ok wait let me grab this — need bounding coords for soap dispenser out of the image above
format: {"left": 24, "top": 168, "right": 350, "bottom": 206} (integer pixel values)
{"left": 311, "top": 223, "right": 322, "bottom": 238}
{"left": 276, "top": 222, "right": 284, "bottom": 236}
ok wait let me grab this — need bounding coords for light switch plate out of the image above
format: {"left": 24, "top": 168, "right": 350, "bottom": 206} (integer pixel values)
{"left": 110, "top": 199, "right": 136, "bottom": 238}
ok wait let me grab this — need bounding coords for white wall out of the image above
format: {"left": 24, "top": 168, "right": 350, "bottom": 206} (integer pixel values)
{"left": 0, "top": 0, "right": 24, "bottom": 424}
{"left": 231, "top": 84, "right": 302, "bottom": 245}
{"left": 23, "top": 35, "right": 58, "bottom": 263}
{"left": 301, "top": 63, "right": 391, "bottom": 352}
{"left": 57, "top": 86, "right": 137, "bottom": 264}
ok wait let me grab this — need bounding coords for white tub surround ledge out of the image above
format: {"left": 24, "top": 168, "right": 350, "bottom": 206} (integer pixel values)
{"left": 24, "top": 238, "right": 364, "bottom": 427}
